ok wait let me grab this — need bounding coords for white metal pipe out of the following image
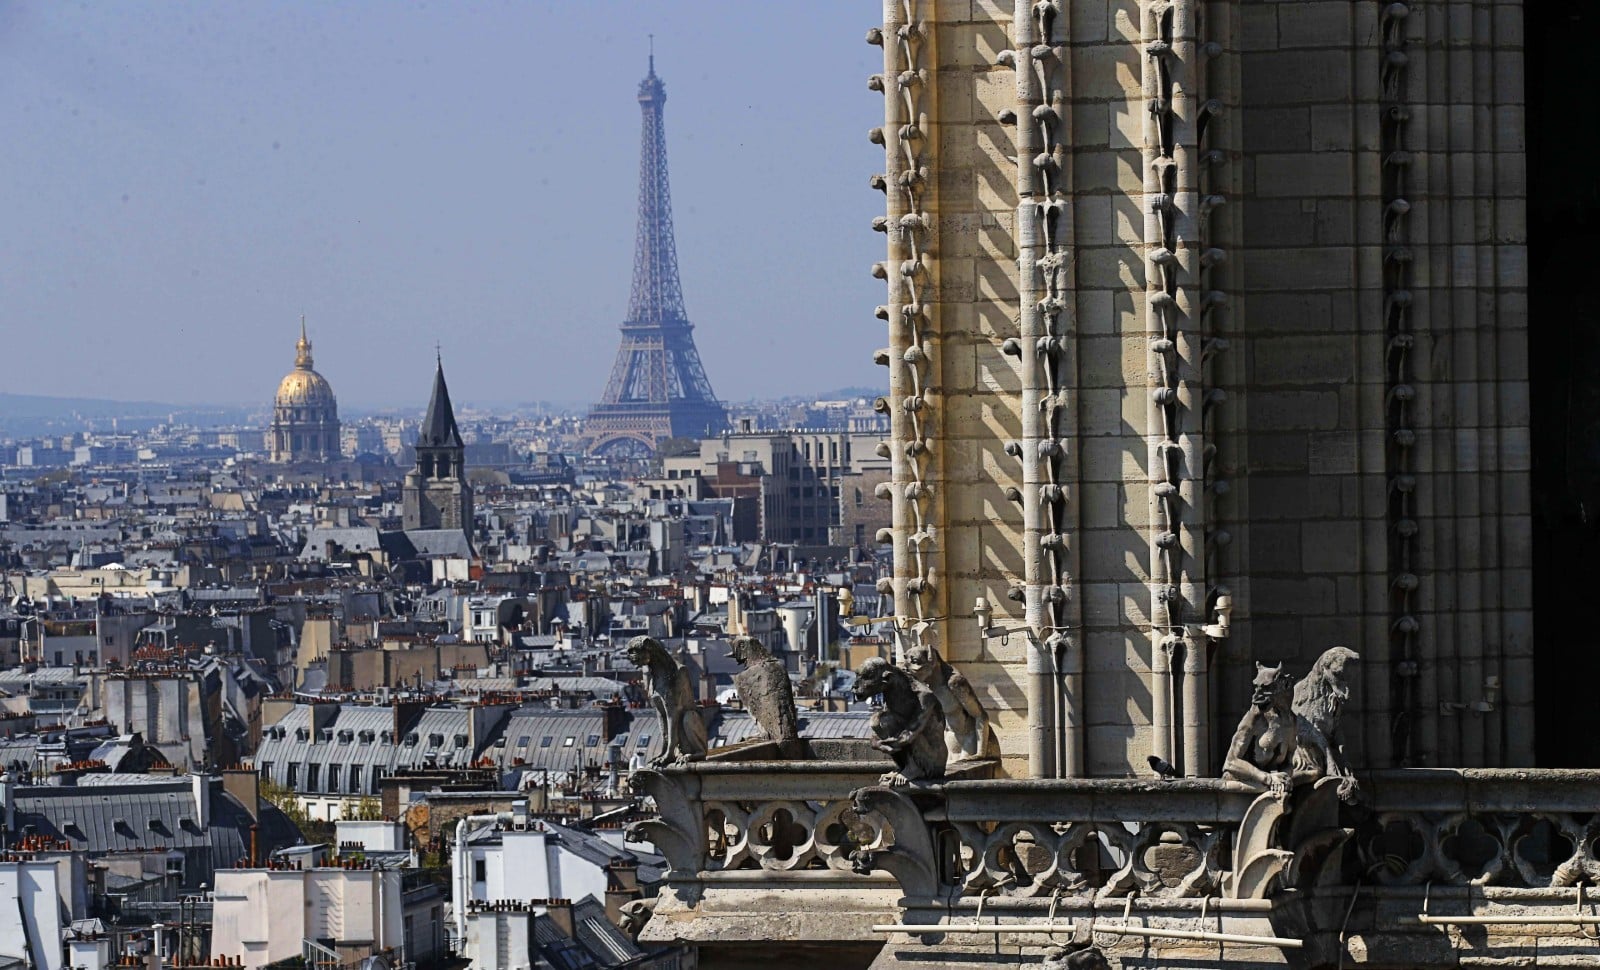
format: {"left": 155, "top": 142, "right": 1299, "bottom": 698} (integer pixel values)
{"left": 1416, "top": 915, "right": 1600, "bottom": 926}
{"left": 870, "top": 921, "right": 1302, "bottom": 948}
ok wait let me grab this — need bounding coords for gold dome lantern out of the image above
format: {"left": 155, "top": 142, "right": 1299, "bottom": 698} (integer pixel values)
{"left": 268, "top": 317, "right": 342, "bottom": 462}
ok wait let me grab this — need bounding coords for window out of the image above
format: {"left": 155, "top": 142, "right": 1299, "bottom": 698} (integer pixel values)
{"left": 637, "top": 735, "right": 651, "bottom": 748}
{"left": 349, "top": 766, "right": 362, "bottom": 793}
{"left": 586, "top": 735, "right": 600, "bottom": 747}
{"left": 327, "top": 765, "right": 340, "bottom": 791}
{"left": 473, "top": 859, "right": 486, "bottom": 883}
{"left": 540, "top": 736, "right": 553, "bottom": 748}
{"left": 517, "top": 735, "right": 531, "bottom": 748}
{"left": 563, "top": 737, "right": 575, "bottom": 748}
{"left": 287, "top": 764, "right": 298, "bottom": 787}
{"left": 306, "top": 764, "right": 319, "bottom": 791}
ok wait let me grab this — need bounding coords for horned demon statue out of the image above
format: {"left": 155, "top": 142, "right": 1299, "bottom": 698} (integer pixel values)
{"left": 1223, "top": 646, "right": 1360, "bottom": 801}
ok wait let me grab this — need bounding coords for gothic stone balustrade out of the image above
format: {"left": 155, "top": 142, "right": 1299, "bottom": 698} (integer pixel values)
{"left": 629, "top": 743, "right": 910, "bottom": 945}
{"left": 631, "top": 762, "right": 1600, "bottom": 965}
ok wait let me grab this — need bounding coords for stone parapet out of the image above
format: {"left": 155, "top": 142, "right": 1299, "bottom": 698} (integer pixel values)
{"left": 633, "top": 762, "right": 1600, "bottom": 965}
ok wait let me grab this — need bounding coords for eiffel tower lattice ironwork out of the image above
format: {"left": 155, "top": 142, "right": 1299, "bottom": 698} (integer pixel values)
{"left": 585, "top": 53, "right": 727, "bottom": 457}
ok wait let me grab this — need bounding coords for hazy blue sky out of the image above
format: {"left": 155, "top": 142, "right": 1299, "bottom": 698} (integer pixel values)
{"left": 0, "top": 2, "right": 886, "bottom": 409}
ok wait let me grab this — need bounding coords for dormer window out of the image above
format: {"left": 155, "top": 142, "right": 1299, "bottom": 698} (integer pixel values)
{"left": 358, "top": 730, "right": 375, "bottom": 743}
{"left": 428, "top": 733, "right": 444, "bottom": 748}
{"left": 337, "top": 730, "right": 354, "bottom": 744}
{"left": 403, "top": 734, "right": 419, "bottom": 747}
{"left": 453, "top": 734, "right": 468, "bottom": 748}
{"left": 295, "top": 728, "right": 309, "bottom": 741}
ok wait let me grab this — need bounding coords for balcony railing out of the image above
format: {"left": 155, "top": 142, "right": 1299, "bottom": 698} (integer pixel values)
{"left": 1355, "top": 769, "right": 1600, "bottom": 889}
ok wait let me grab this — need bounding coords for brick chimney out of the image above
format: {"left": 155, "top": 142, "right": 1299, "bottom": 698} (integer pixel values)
{"left": 222, "top": 767, "right": 259, "bottom": 821}
{"left": 540, "top": 898, "right": 574, "bottom": 939}
{"left": 604, "top": 858, "right": 641, "bottom": 928}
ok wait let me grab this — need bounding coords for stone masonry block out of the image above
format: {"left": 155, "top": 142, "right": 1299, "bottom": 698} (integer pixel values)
{"left": 1251, "top": 335, "right": 1357, "bottom": 385}
{"left": 1302, "top": 519, "right": 1361, "bottom": 573}
{"left": 1240, "top": 51, "right": 1353, "bottom": 105}
{"left": 1243, "top": 248, "right": 1356, "bottom": 291}
{"left": 1254, "top": 152, "right": 1354, "bottom": 198}
{"left": 1277, "top": 2, "right": 1354, "bottom": 48}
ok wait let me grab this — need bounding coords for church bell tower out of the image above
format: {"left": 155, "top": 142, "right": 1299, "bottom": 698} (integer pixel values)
{"left": 402, "top": 357, "right": 473, "bottom": 536}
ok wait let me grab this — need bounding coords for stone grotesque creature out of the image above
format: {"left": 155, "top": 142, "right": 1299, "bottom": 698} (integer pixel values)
{"left": 853, "top": 656, "right": 946, "bottom": 786}
{"left": 729, "top": 635, "right": 802, "bottom": 758}
{"left": 617, "top": 897, "right": 655, "bottom": 938}
{"left": 1224, "top": 653, "right": 1360, "bottom": 801}
{"left": 1041, "top": 942, "right": 1111, "bottom": 970}
{"left": 903, "top": 644, "right": 991, "bottom": 762}
{"left": 1223, "top": 662, "right": 1302, "bottom": 796}
{"left": 625, "top": 635, "right": 707, "bottom": 766}
{"left": 1292, "top": 645, "right": 1361, "bottom": 801}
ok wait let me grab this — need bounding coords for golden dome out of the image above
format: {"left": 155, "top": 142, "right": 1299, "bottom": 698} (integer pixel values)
{"left": 274, "top": 317, "right": 338, "bottom": 409}
{"left": 276, "top": 367, "right": 337, "bottom": 407}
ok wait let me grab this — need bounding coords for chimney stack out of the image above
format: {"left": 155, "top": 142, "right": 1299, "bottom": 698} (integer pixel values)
{"left": 604, "top": 858, "right": 641, "bottom": 928}
{"left": 222, "top": 767, "right": 259, "bottom": 822}
{"left": 542, "top": 898, "right": 574, "bottom": 939}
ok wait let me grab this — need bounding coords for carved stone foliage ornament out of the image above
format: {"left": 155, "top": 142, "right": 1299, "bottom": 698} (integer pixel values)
{"left": 729, "top": 635, "right": 803, "bottom": 758}
{"left": 624, "top": 635, "right": 707, "bottom": 766}
{"left": 853, "top": 656, "right": 947, "bottom": 786}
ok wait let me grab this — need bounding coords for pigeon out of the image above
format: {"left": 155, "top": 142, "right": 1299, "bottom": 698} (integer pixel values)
{"left": 1147, "top": 755, "right": 1179, "bottom": 780}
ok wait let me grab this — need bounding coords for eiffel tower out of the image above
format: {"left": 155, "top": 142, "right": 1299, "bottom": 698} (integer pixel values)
{"left": 585, "top": 53, "right": 727, "bottom": 457}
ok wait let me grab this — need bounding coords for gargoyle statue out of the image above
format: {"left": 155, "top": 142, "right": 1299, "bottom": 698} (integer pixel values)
{"left": 853, "top": 656, "right": 946, "bottom": 786}
{"left": 1292, "top": 645, "right": 1361, "bottom": 801}
{"left": 617, "top": 897, "right": 656, "bottom": 939}
{"left": 1041, "top": 942, "right": 1111, "bottom": 970}
{"left": 625, "top": 635, "right": 707, "bottom": 766}
{"left": 1224, "top": 651, "right": 1361, "bottom": 802}
{"left": 729, "top": 635, "right": 803, "bottom": 758}
{"left": 1222, "top": 662, "right": 1307, "bottom": 797}
{"left": 903, "top": 643, "right": 991, "bottom": 762}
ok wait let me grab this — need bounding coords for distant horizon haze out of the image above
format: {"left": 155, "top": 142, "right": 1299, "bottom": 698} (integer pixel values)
{"left": 0, "top": 2, "right": 885, "bottom": 408}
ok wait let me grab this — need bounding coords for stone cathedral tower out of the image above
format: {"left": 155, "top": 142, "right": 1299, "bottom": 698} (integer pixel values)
{"left": 868, "top": 0, "right": 1531, "bottom": 780}
{"left": 626, "top": 6, "right": 1600, "bottom": 968}
{"left": 402, "top": 358, "right": 473, "bottom": 536}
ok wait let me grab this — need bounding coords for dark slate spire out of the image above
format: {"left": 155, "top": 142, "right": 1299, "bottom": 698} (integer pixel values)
{"left": 418, "top": 358, "right": 463, "bottom": 449}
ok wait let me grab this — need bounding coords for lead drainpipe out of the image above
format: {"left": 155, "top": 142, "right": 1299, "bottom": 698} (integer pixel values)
{"left": 1152, "top": 636, "right": 1176, "bottom": 767}
{"left": 1181, "top": 632, "right": 1210, "bottom": 773}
